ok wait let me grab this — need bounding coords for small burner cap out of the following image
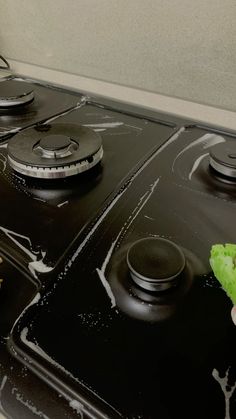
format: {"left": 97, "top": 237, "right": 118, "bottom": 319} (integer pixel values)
{"left": 127, "top": 237, "right": 185, "bottom": 291}
{"left": 39, "top": 135, "right": 72, "bottom": 151}
{"left": 0, "top": 80, "right": 34, "bottom": 107}
{"left": 210, "top": 140, "right": 236, "bottom": 178}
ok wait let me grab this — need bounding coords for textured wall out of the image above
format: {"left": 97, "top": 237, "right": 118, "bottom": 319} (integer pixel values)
{"left": 0, "top": 0, "right": 236, "bottom": 111}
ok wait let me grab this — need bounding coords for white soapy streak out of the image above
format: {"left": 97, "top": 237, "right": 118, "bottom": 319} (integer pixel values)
{"left": 96, "top": 178, "right": 160, "bottom": 308}
{"left": 212, "top": 367, "right": 236, "bottom": 419}
{"left": 29, "top": 255, "right": 53, "bottom": 276}
{"left": 188, "top": 153, "right": 209, "bottom": 180}
{"left": 10, "top": 293, "right": 41, "bottom": 334}
{"left": 96, "top": 269, "right": 116, "bottom": 307}
{"left": 84, "top": 122, "right": 123, "bottom": 129}
{"left": 0, "top": 226, "right": 36, "bottom": 260}
{"left": 11, "top": 387, "right": 50, "bottom": 419}
{"left": 58, "top": 391, "right": 84, "bottom": 417}
{"left": 20, "top": 328, "right": 114, "bottom": 418}
{"left": 0, "top": 143, "right": 8, "bottom": 149}
{"left": 100, "top": 238, "right": 120, "bottom": 274}
{"left": 63, "top": 188, "right": 126, "bottom": 273}
{"left": 144, "top": 215, "right": 154, "bottom": 220}
{"left": 85, "top": 112, "right": 108, "bottom": 117}
{"left": 96, "top": 238, "right": 120, "bottom": 308}
{"left": 135, "top": 126, "right": 185, "bottom": 176}
{"left": 0, "top": 226, "right": 53, "bottom": 277}
{"left": 62, "top": 127, "right": 185, "bottom": 275}
{"left": 21, "top": 328, "right": 78, "bottom": 381}
{"left": 122, "top": 178, "right": 160, "bottom": 234}
{"left": 104, "top": 131, "right": 130, "bottom": 137}
{"left": 69, "top": 400, "right": 84, "bottom": 417}
{"left": 10, "top": 77, "right": 31, "bottom": 82}
{"left": 43, "top": 96, "right": 88, "bottom": 125}
{"left": 174, "top": 179, "right": 232, "bottom": 205}
{"left": 0, "top": 375, "right": 7, "bottom": 414}
{"left": 57, "top": 200, "right": 69, "bottom": 208}
{"left": 33, "top": 197, "right": 46, "bottom": 203}
{"left": 172, "top": 133, "right": 225, "bottom": 173}
{"left": 125, "top": 123, "right": 143, "bottom": 131}
{"left": 0, "top": 127, "right": 21, "bottom": 137}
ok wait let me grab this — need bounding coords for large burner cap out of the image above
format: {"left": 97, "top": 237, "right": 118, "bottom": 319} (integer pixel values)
{"left": 209, "top": 140, "right": 236, "bottom": 178}
{"left": 39, "top": 135, "right": 72, "bottom": 151}
{"left": 7, "top": 123, "right": 103, "bottom": 179}
{"left": 0, "top": 80, "right": 34, "bottom": 107}
{"left": 127, "top": 237, "right": 185, "bottom": 291}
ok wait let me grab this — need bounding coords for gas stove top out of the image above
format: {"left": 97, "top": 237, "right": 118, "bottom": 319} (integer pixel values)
{"left": 0, "top": 77, "right": 80, "bottom": 137}
{"left": 0, "top": 77, "right": 235, "bottom": 419}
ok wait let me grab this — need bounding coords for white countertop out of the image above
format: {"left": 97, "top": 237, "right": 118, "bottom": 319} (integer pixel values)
{"left": 2, "top": 59, "right": 236, "bottom": 133}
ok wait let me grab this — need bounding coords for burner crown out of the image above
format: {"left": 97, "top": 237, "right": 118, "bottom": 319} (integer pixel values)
{"left": 210, "top": 140, "right": 236, "bottom": 178}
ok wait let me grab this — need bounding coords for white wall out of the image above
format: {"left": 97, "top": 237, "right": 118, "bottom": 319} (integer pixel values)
{"left": 1, "top": 0, "right": 236, "bottom": 111}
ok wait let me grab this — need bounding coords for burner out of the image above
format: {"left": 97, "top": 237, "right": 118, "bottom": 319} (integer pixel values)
{"left": 109, "top": 240, "right": 194, "bottom": 322}
{"left": 7, "top": 123, "right": 103, "bottom": 179}
{"left": 127, "top": 237, "right": 186, "bottom": 291}
{"left": 209, "top": 140, "right": 236, "bottom": 178}
{"left": 0, "top": 80, "right": 34, "bottom": 107}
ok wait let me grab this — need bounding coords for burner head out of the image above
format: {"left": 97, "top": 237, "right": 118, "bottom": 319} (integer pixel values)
{"left": 35, "top": 134, "right": 78, "bottom": 159}
{"left": 7, "top": 123, "right": 103, "bottom": 179}
{"left": 0, "top": 80, "right": 34, "bottom": 107}
{"left": 209, "top": 140, "right": 236, "bottom": 178}
{"left": 39, "top": 135, "right": 71, "bottom": 151}
{"left": 127, "top": 237, "right": 186, "bottom": 291}
{"left": 109, "top": 241, "right": 195, "bottom": 322}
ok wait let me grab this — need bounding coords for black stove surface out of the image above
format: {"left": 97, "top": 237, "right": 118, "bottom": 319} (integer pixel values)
{"left": 0, "top": 77, "right": 80, "bottom": 137}
{"left": 0, "top": 103, "right": 175, "bottom": 275}
{"left": 7, "top": 124, "right": 236, "bottom": 418}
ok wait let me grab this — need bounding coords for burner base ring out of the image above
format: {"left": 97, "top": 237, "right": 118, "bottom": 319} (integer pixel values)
{"left": 209, "top": 156, "right": 236, "bottom": 178}
{"left": 8, "top": 147, "right": 103, "bottom": 179}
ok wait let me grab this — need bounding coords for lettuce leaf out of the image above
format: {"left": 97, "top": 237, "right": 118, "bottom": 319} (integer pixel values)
{"left": 210, "top": 244, "right": 236, "bottom": 304}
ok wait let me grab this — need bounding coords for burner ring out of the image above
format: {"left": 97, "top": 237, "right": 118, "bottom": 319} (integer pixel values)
{"left": 108, "top": 242, "right": 196, "bottom": 322}
{"left": 7, "top": 123, "right": 103, "bottom": 179}
{"left": 0, "top": 80, "right": 34, "bottom": 107}
{"left": 8, "top": 147, "right": 103, "bottom": 179}
{"left": 209, "top": 140, "right": 236, "bottom": 178}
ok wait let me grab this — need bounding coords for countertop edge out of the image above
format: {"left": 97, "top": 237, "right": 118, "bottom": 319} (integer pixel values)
{"left": 3, "top": 58, "right": 236, "bottom": 132}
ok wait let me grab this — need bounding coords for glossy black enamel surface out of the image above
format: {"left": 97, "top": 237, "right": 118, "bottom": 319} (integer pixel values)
{"left": 0, "top": 76, "right": 236, "bottom": 418}
{"left": 9, "top": 126, "right": 236, "bottom": 418}
{"left": 0, "top": 104, "right": 175, "bottom": 272}
{"left": 0, "top": 81, "right": 181, "bottom": 418}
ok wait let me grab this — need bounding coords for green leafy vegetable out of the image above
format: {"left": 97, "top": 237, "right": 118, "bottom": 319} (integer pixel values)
{"left": 210, "top": 244, "right": 236, "bottom": 304}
